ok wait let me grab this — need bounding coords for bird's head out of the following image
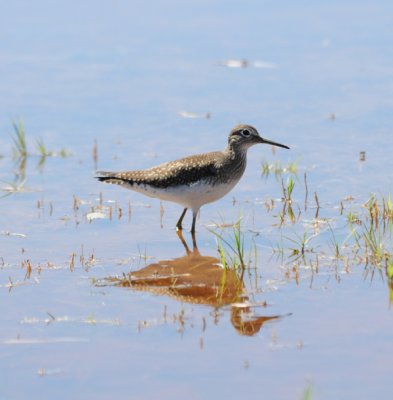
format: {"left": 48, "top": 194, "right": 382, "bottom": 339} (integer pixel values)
{"left": 228, "top": 124, "right": 289, "bottom": 152}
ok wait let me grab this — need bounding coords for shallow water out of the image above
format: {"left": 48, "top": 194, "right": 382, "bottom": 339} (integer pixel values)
{"left": 1, "top": 1, "right": 393, "bottom": 399}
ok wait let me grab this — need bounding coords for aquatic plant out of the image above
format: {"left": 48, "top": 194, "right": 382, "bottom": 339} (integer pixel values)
{"left": 387, "top": 258, "right": 393, "bottom": 281}
{"left": 261, "top": 158, "right": 299, "bottom": 179}
{"left": 327, "top": 223, "right": 341, "bottom": 258}
{"left": 285, "top": 230, "right": 317, "bottom": 261}
{"left": 11, "top": 119, "right": 27, "bottom": 159}
{"left": 286, "top": 177, "right": 295, "bottom": 202}
{"left": 280, "top": 176, "right": 296, "bottom": 204}
{"left": 347, "top": 210, "right": 361, "bottom": 225}
{"left": 210, "top": 218, "right": 253, "bottom": 270}
{"left": 301, "top": 383, "right": 313, "bottom": 400}
{"left": 217, "top": 238, "right": 227, "bottom": 269}
{"left": 36, "top": 137, "right": 70, "bottom": 159}
{"left": 36, "top": 137, "right": 52, "bottom": 157}
{"left": 0, "top": 178, "right": 26, "bottom": 197}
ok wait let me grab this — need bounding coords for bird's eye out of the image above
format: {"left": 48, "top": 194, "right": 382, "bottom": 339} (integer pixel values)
{"left": 241, "top": 129, "right": 251, "bottom": 137}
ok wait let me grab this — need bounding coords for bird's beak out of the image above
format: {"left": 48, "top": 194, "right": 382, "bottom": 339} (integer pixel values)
{"left": 259, "top": 137, "right": 290, "bottom": 149}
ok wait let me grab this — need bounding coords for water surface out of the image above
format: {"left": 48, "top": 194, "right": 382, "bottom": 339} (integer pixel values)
{"left": 1, "top": 1, "right": 393, "bottom": 399}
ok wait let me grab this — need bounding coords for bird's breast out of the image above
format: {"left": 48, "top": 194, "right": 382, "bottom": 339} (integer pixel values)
{"left": 129, "top": 178, "right": 241, "bottom": 210}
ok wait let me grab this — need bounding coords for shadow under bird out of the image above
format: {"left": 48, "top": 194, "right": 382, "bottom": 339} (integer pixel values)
{"left": 96, "top": 124, "right": 289, "bottom": 235}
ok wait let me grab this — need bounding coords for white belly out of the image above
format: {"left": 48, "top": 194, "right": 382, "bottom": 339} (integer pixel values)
{"left": 127, "top": 179, "right": 239, "bottom": 211}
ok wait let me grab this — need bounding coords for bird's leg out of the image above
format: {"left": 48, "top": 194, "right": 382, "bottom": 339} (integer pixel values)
{"left": 176, "top": 208, "right": 188, "bottom": 231}
{"left": 191, "top": 209, "right": 198, "bottom": 237}
{"left": 191, "top": 231, "right": 198, "bottom": 250}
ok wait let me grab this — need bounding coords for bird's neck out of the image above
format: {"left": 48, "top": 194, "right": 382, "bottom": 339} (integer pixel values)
{"left": 217, "top": 143, "right": 248, "bottom": 182}
{"left": 224, "top": 142, "right": 248, "bottom": 160}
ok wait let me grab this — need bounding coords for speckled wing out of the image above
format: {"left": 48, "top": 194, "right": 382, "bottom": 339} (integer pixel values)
{"left": 96, "top": 151, "right": 223, "bottom": 189}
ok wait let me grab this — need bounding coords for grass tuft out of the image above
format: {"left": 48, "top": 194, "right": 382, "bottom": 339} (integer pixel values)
{"left": 261, "top": 158, "right": 299, "bottom": 179}
{"left": 12, "top": 119, "right": 27, "bottom": 158}
{"left": 210, "top": 218, "right": 251, "bottom": 270}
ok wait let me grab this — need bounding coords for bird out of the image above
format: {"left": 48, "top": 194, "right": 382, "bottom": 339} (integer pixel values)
{"left": 96, "top": 124, "right": 289, "bottom": 235}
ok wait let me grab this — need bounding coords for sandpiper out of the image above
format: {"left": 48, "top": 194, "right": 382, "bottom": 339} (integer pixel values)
{"left": 97, "top": 124, "right": 289, "bottom": 234}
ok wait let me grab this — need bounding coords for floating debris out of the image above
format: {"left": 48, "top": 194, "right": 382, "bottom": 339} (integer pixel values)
{"left": 37, "top": 368, "right": 63, "bottom": 377}
{"left": 178, "top": 111, "right": 211, "bottom": 119}
{"left": 0, "top": 276, "right": 39, "bottom": 289}
{"left": 0, "top": 180, "right": 32, "bottom": 194}
{"left": 329, "top": 113, "right": 336, "bottom": 120}
{"left": 219, "top": 59, "right": 249, "bottom": 68}
{"left": 86, "top": 211, "right": 107, "bottom": 221}
{"left": 20, "top": 314, "right": 122, "bottom": 326}
{"left": 219, "top": 59, "right": 276, "bottom": 69}
{"left": 1, "top": 231, "right": 27, "bottom": 238}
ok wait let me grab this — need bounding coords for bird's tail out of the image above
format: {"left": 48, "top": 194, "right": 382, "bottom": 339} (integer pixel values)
{"left": 96, "top": 171, "right": 126, "bottom": 186}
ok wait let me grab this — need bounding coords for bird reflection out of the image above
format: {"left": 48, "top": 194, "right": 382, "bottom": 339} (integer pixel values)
{"left": 104, "top": 231, "right": 286, "bottom": 336}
